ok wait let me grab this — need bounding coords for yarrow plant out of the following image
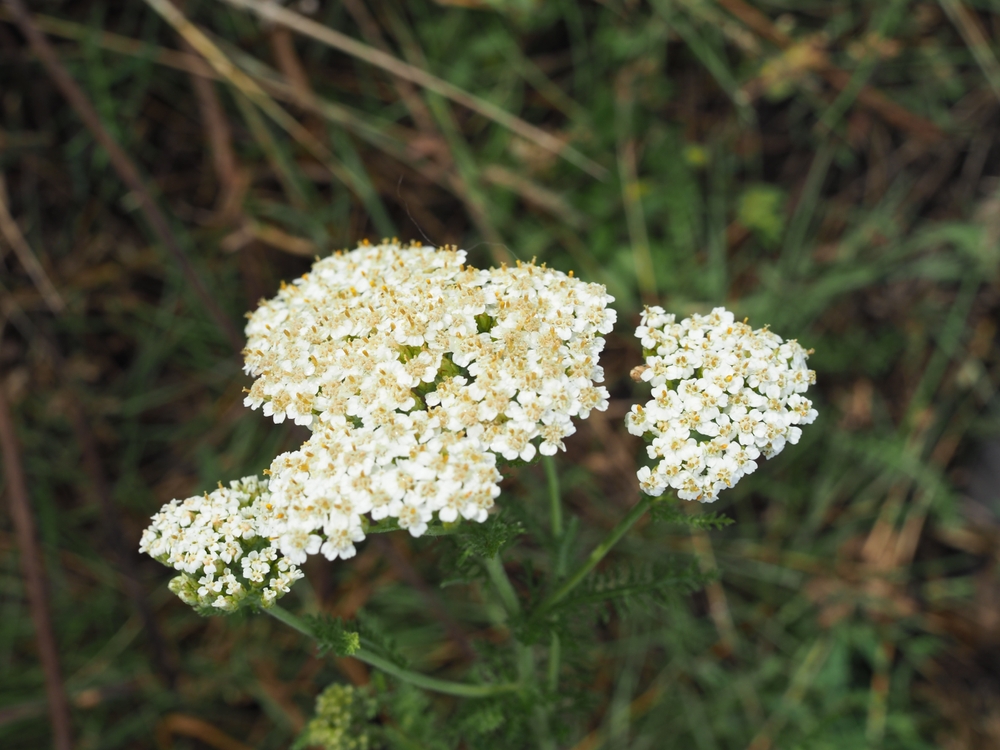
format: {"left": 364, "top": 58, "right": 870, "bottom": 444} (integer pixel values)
{"left": 140, "top": 240, "right": 817, "bottom": 748}
{"left": 626, "top": 306, "right": 818, "bottom": 501}
{"left": 243, "top": 241, "right": 616, "bottom": 563}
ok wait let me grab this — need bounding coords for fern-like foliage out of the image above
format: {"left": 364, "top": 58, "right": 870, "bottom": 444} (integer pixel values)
{"left": 382, "top": 683, "right": 535, "bottom": 750}
{"left": 556, "top": 559, "right": 711, "bottom": 617}
{"left": 305, "top": 614, "right": 361, "bottom": 657}
{"left": 439, "top": 512, "right": 525, "bottom": 586}
{"left": 649, "top": 498, "right": 734, "bottom": 530}
{"left": 459, "top": 511, "right": 525, "bottom": 560}
{"left": 306, "top": 612, "right": 413, "bottom": 669}
{"left": 356, "top": 612, "right": 409, "bottom": 668}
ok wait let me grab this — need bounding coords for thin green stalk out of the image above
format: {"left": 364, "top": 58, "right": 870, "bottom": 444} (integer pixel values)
{"left": 481, "top": 556, "right": 551, "bottom": 749}
{"left": 530, "top": 495, "right": 653, "bottom": 623}
{"left": 266, "top": 602, "right": 315, "bottom": 638}
{"left": 546, "top": 631, "right": 561, "bottom": 693}
{"left": 543, "top": 456, "right": 564, "bottom": 734}
{"left": 524, "top": 644, "right": 553, "bottom": 750}
{"left": 780, "top": 142, "right": 834, "bottom": 277}
{"left": 265, "top": 605, "right": 519, "bottom": 698}
{"left": 615, "top": 79, "right": 657, "bottom": 302}
{"left": 482, "top": 554, "right": 521, "bottom": 617}
{"left": 356, "top": 647, "right": 521, "bottom": 699}
{"left": 545, "top": 456, "right": 563, "bottom": 543}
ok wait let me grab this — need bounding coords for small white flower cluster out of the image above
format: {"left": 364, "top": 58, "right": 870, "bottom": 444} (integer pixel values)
{"left": 626, "top": 306, "right": 817, "bottom": 502}
{"left": 139, "top": 477, "right": 303, "bottom": 612}
{"left": 240, "top": 241, "right": 615, "bottom": 564}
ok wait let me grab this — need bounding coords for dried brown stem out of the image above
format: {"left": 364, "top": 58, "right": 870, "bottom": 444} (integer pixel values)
{"left": 2, "top": 0, "right": 243, "bottom": 351}
{"left": 156, "top": 713, "right": 254, "bottom": 750}
{"left": 0, "top": 373, "right": 73, "bottom": 750}
{"left": 267, "top": 26, "right": 330, "bottom": 138}
{"left": 186, "top": 45, "right": 247, "bottom": 224}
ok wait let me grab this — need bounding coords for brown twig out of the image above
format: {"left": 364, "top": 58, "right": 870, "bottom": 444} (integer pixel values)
{"left": 144, "top": 0, "right": 380, "bottom": 223}
{"left": 267, "top": 25, "right": 328, "bottom": 139}
{"left": 0, "top": 369, "right": 73, "bottom": 750}
{"left": 373, "top": 2, "right": 508, "bottom": 261}
{"left": 185, "top": 41, "right": 247, "bottom": 225}
{"left": 0, "top": 9, "right": 465, "bottom": 214}
{"left": 0, "top": 7, "right": 215, "bottom": 76}
{"left": 2, "top": 0, "right": 243, "bottom": 352}
{"left": 156, "top": 713, "right": 254, "bottom": 750}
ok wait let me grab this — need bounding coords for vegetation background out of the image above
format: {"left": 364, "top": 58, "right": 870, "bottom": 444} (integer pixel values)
{"left": 2, "top": 0, "right": 1000, "bottom": 747}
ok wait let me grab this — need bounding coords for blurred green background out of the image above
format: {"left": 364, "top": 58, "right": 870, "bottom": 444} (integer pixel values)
{"left": 2, "top": 0, "right": 1000, "bottom": 747}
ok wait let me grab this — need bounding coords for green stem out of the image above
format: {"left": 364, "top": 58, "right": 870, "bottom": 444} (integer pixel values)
{"left": 544, "top": 455, "right": 562, "bottom": 541}
{"left": 265, "top": 605, "right": 519, "bottom": 698}
{"left": 530, "top": 495, "right": 653, "bottom": 623}
{"left": 547, "top": 631, "right": 561, "bottom": 693}
{"left": 543, "top": 456, "right": 563, "bottom": 718}
{"left": 482, "top": 554, "right": 521, "bottom": 617}
{"left": 481, "top": 556, "right": 550, "bottom": 748}
{"left": 266, "top": 601, "right": 315, "bottom": 637}
{"left": 355, "top": 646, "right": 520, "bottom": 698}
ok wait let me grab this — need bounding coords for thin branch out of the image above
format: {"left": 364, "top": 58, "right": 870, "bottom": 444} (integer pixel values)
{"left": 0, "top": 9, "right": 473, "bottom": 212}
{"left": 0, "top": 7, "right": 214, "bottom": 76}
{"left": 266, "top": 605, "right": 520, "bottom": 698}
{"left": 0, "top": 368, "right": 73, "bottom": 750}
{"left": 375, "top": 3, "right": 508, "bottom": 261}
{"left": 267, "top": 25, "right": 327, "bottom": 137}
{"left": 183, "top": 36, "right": 247, "bottom": 225}
{"left": 1, "top": 0, "right": 243, "bottom": 351}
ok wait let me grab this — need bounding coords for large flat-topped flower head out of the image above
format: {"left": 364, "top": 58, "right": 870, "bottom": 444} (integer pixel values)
{"left": 243, "top": 241, "right": 615, "bottom": 443}
{"left": 627, "top": 306, "right": 817, "bottom": 502}
{"left": 238, "top": 240, "right": 616, "bottom": 563}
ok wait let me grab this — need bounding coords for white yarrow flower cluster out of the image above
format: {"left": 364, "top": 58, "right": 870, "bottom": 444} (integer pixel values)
{"left": 241, "top": 241, "right": 616, "bottom": 564}
{"left": 627, "top": 306, "right": 817, "bottom": 502}
{"left": 139, "top": 477, "right": 303, "bottom": 611}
